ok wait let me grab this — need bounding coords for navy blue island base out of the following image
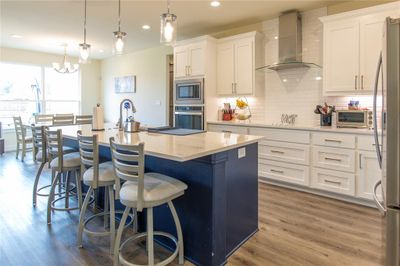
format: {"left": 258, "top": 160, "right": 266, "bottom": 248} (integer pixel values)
{"left": 65, "top": 138, "right": 258, "bottom": 266}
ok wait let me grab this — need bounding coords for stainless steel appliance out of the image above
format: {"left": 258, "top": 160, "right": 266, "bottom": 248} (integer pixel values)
{"left": 174, "top": 105, "right": 204, "bottom": 130}
{"left": 336, "top": 110, "right": 373, "bottom": 128}
{"left": 372, "top": 17, "right": 400, "bottom": 266}
{"left": 174, "top": 79, "right": 204, "bottom": 105}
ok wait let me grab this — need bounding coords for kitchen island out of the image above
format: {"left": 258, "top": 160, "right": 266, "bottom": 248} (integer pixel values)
{"left": 60, "top": 125, "right": 262, "bottom": 266}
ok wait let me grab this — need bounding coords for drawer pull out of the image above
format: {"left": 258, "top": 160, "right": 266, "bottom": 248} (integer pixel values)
{"left": 271, "top": 150, "right": 284, "bottom": 154}
{"left": 324, "top": 179, "right": 342, "bottom": 185}
{"left": 222, "top": 130, "right": 232, "bottom": 133}
{"left": 324, "top": 157, "right": 342, "bottom": 162}
{"left": 270, "top": 169, "right": 284, "bottom": 174}
{"left": 324, "top": 139, "right": 342, "bottom": 143}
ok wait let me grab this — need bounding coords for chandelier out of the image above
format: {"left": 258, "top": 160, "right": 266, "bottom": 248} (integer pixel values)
{"left": 52, "top": 45, "right": 79, "bottom": 74}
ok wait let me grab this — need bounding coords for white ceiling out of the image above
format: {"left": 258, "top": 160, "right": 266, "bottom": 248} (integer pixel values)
{"left": 1, "top": 0, "right": 348, "bottom": 59}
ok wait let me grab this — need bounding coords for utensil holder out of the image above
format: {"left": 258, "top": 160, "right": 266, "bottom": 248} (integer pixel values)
{"left": 320, "top": 114, "right": 332, "bottom": 126}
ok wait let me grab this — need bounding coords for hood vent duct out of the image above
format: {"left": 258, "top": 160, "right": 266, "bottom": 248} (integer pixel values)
{"left": 257, "top": 10, "right": 320, "bottom": 72}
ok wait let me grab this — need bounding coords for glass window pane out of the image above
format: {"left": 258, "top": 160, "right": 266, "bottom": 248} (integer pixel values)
{"left": 44, "top": 68, "right": 79, "bottom": 100}
{"left": 0, "top": 63, "right": 42, "bottom": 101}
{"left": 0, "top": 101, "right": 37, "bottom": 128}
{"left": 45, "top": 101, "right": 79, "bottom": 114}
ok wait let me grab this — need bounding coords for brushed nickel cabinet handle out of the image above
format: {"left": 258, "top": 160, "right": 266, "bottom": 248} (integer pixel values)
{"left": 271, "top": 150, "right": 284, "bottom": 154}
{"left": 324, "top": 157, "right": 342, "bottom": 162}
{"left": 324, "top": 179, "right": 341, "bottom": 185}
{"left": 222, "top": 130, "right": 232, "bottom": 133}
{"left": 270, "top": 169, "right": 284, "bottom": 174}
{"left": 231, "top": 83, "right": 234, "bottom": 94}
{"left": 361, "top": 75, "right": 364, "bottom": 90}
{"left": 324, "top": 139, "right": 342, "bottom": 143}
{"left": 355, "top": 75, "right": 358, "bottom": 90}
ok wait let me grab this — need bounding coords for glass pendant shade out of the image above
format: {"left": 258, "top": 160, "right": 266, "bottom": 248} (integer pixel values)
{"left": 114, "top": 31, "right": 126, "bottom": 55}
{"left": 79, "top": 43, "right": 91, "bottom": 63}
{"left": 160, "top": 13, "right": 177, "bottom": 45}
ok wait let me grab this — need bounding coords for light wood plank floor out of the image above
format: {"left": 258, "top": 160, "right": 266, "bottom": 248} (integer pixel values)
{"left": 0, "top": 152, "right": 384, "bottom": 266}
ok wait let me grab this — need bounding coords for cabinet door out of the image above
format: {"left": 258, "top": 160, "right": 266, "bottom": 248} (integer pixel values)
{"left": 357, "top": 151, "right": 382, "bottom": 200}
{"left": 188, "top": 43, "right": 205, "bottom": 77}
{"left": 234, "top": 39, "right": 254, "bottom": 95}
{"left": 174, "top": 46, "right": 189, "bottom": 78}
{"left": 324, "top": 20, "right": 360, "bottom": 94}
{"left": 217, "top": 43, "right": 235, "bottom": 95}
{"left": 359, "top": 15, "right": 385, "bottom": 92}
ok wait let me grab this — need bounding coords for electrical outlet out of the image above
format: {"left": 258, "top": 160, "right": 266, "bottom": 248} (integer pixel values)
{"left": 238, "top": 147, "right": 246, "bottom": 159}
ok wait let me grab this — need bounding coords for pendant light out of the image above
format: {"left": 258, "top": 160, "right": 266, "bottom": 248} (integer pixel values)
{"left": 160, "top": 0, "right": 177, "bottom": 45}
{"left": 52, "top": 45, "right": 79, "bottom": 74}
{"left": 113, "top": 0, "right": 126, "bottom": 55}
{"left": 79, "top": 0, "right": 91, "bottom": 63}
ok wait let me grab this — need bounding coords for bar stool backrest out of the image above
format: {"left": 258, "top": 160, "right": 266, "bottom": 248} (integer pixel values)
{"left": 13, "top": 116, "right": 25, "bottom": 141}
{"left": 31, "top": 125, "right": 47, "bottom": 162}
{"left": 34, "top": 114, "right": 54, "bottom": 124}
{"left": 109, "top": 137, "right": 145, "bottom": 211}
{"left": 77, "top": 130, "right": 99, "bottom": 188}
{"left": 53, "top": 114, "right": 74, "bottom": 125}
{"left": 75, "top": 115, "right": 93, "bottom": 125}
{"left": 45, "top": 128, "right": 63, "bottom": 171}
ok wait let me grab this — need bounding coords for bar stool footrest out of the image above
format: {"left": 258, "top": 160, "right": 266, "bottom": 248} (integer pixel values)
{"left": 83, "top": 211, "right": 134, "bottom": 237}
{"left": 119, "top": 231, "right": 179, "bottom": 266}
{"left": 51, "top": 196, "right": 80, "bottom": 211}
{"left": 36, "top": 183, "right": 76, "bottom": 197}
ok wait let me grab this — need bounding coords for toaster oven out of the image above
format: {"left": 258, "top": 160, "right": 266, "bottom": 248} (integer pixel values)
{"left": 336, "top": 110, "right": 373, "bottom": 128}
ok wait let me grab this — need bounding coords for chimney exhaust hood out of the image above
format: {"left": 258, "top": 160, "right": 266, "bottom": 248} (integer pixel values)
{"left": 257, "top": 10, "right": 320, "bottom": 72}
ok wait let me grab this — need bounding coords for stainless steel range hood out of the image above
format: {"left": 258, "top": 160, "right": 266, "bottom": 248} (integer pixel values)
{"left": 257, "top": 10, "right": 320, "bottom": 72}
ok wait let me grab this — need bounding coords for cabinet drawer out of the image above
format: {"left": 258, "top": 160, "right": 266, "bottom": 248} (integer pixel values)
{"left": 357, "top": 135, "right": 378, "bottom": 151}
{"left": 311, "top": 168, "right": 355, "bottom": 196}
{"left": 249, "top": 128, "right": 310, "bottom": 144}
{"left": 259, "top": 159, "right": 309, "bottom": 186}
{"left": 259, "top": 140, "right": 310, "bottom": 165}
{"left": 207, "top": 124, "right": 248, "bottom": 134}
{"left": 312, "top": 132, "right": 355, "bottom": 149}
{"left": 312, "top": 146, "right": 356, "bottom": 173}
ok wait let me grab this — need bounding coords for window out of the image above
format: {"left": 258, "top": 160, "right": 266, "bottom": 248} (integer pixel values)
{"left": 0, "top": 62, "right": 80, "bottom": 129}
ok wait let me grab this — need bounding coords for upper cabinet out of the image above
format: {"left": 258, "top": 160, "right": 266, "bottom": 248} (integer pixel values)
{"left": 216, "top": 32, "right": 263, "bottom": 96}
{"left": 174, "top": 38, "right": 214, "bottom": 79}
{"left": 320, "top": 3, "right": 400, "bottom": 96}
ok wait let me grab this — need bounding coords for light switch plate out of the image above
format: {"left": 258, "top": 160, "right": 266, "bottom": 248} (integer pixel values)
{"left": 238, "top": 147, "right": 246, "bottom": 159}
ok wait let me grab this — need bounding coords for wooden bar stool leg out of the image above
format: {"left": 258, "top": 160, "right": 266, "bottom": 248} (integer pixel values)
{"left": 78, "top": 186, "right": 94, "bottom": 248}
{"left": 16, "top": 142, "right": 20, "bottom": 159}
{"left": 108, "top": 185, "right": 116, "bottom": 254}
{"left": 21, "top": 142, "right": 26, "bottom": 162}
{"left": 147, "top": 207, "right": 154, "bottom": 266}
{"left": 32, "top": 162, "right": 46, "bottom": 206}
{"left": 113, "top": 206, "right": 131, "bottom": 266}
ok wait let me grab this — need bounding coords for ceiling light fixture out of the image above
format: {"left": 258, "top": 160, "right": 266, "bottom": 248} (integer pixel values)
{"left": 11, "top": 34, "right": 22, "bottom": 38}
{"left": 160, "top": 0, "right": 177, "bottom": 46}
{"left": 142, "top": 24, "right": 151, "bottom": 30}
{"left": 52, "top": 44, "right": 79, "bottom": 74}
{"left": 113, "top": 0, "right": 126, "bottom": 55}
{"left": 79, "top": 0, "right": 91, "bottom": 63}
{"left": 210, "top": 1, "right": 221, "bottom": 7}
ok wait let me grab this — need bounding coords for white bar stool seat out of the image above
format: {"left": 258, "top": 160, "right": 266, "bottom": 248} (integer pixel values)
{"left": 83, "top": 161, "right": 116, "bottom": 186}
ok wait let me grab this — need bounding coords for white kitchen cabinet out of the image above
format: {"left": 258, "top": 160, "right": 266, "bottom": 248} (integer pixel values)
{"left": 311, "top": 168, "right": 356, "bottom": 196}
{"left": 320, "top": 3, "right": 400, "bottom": 96}
{"left": 216, "top": 32, "right": 262, "bottom": 96}
{"left": 207, "top": 124, "right": 248, "bottom": 134}
{"left": 259, "top": 159, "right": 310, "bottom": 186}
{"left": 357, "top": 151, "right": 382, "bottom": 200}
{"left": 312, "top": 146, "right": 356, "bottom": 173}
{"left": 174, "top": 42, "right": 206, "bottom": 78}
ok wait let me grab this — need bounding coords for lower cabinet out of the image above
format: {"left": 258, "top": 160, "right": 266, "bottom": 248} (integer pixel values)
{"left": 357, "top": 151, "right": 382, "bottom": 200}
{"left": 311, "top": 168, "right": 356, "bottom": 196}
{"left": 259, "top": 159, "right": 310, "bottom": 186}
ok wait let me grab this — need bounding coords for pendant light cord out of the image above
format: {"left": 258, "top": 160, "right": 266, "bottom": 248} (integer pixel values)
{"left": 167, "top": 0, "right": 170, "bottom": 14}
{"left": 118, "top": 0, "right": 121, "bottom": 32}
{"left": 83, "top": 0, "right": 87, "bottom": 44}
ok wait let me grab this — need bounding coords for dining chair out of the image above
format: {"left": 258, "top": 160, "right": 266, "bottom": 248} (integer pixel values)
{"left": 110, "top": 137, "right": 187, "bottom": 266}
{"left": 53, "top": 114, "right": 74, "bottom": 125}
{"left": 34, "top": 114, "right": 54, "bottom": 124}
{"left": 75, "top": 115, "right": 93, "bottom": 125}
{"left": 13, "top": 116, "right": 33, "bottom": 161}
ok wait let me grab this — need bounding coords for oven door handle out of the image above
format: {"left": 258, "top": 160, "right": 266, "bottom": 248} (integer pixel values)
{"left": 174, "top": 112, "right": 203, "bottom": 116}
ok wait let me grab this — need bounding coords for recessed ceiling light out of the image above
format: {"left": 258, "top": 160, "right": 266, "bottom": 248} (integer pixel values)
{"left": 142, "top": 25, "right": 151, "bottom": 30}
{"left": 11, "top": 34, "right": 22, "bottom": 38}
{"left": 99, "top": 49, "right": 104, "bottom": 53}
{"left": 210, "top": 1, "right": 221, "bottom": 7}
{"left": 274, "top": 36, "right": 278, "bottom": 40}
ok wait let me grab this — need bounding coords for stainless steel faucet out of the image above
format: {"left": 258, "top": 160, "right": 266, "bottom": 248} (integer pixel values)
{"left": 119, "top": 99, "right": 136, "bottom": 131}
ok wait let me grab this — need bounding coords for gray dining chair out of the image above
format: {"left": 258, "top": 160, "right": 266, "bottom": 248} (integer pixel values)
{"left": 13, "top": 116, "right": 33, "bottom": 161}
{"left": 75, "top": 115, "right": 93, "bottom": 125}
{"left": 53, "top": 114, "right": 74, "bottom": 125}
{"left": 110, "top": 137, "right": 187, "bottom": 266}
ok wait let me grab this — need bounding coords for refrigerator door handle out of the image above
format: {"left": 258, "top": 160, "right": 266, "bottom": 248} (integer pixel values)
{"left": 373, "top": 52, "right": 383, "bottom": 168}
{"left": 373, "top": 180, "right": 387, "bottom": 216}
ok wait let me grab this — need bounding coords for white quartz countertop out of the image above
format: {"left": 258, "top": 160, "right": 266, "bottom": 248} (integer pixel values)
{"left": 60, "top": 124, "right": 263, "bottom": 162}
{"left": 207, "top": 120, "right": 375, "bottom": 135}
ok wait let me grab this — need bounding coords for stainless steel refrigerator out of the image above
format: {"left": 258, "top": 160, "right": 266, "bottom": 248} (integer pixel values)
{"left": 373, "top": 17, "right": 400, "bottom": 266}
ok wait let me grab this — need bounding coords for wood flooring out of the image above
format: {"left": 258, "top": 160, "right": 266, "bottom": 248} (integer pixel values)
{"left": 0, "top": 152, "right": 384, "bottom": 266}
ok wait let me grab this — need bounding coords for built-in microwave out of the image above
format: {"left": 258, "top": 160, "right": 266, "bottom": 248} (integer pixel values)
{"left": 174, "top": 79, "right": 204, "bottom": 105}
{"left": 336, "top": 110, "right": 373, "bottom": 128}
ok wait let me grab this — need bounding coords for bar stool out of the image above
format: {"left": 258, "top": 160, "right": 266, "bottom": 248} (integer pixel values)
{"left": 46, "top": 128, "right": 83, "bottom": 224}
{"left": 32, "top": 125, "right": 76, "bottom": 207}
{"left": 110, "top": 137, "right": 187, "bottom": 266}
{"left": 77, "top": 131, "right": 133, "bottom": 253}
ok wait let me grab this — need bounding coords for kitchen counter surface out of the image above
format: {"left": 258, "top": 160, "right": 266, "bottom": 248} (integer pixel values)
{"left": 207, "top": 120, "right": 375, "bottom": 135}
{"left": 60, "top": 124, "right": 263, "bottom": 162}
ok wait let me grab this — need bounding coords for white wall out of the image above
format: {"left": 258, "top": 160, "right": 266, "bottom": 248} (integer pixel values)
{"left": 100, "top": 45, "right": 172, "bottom": 126}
